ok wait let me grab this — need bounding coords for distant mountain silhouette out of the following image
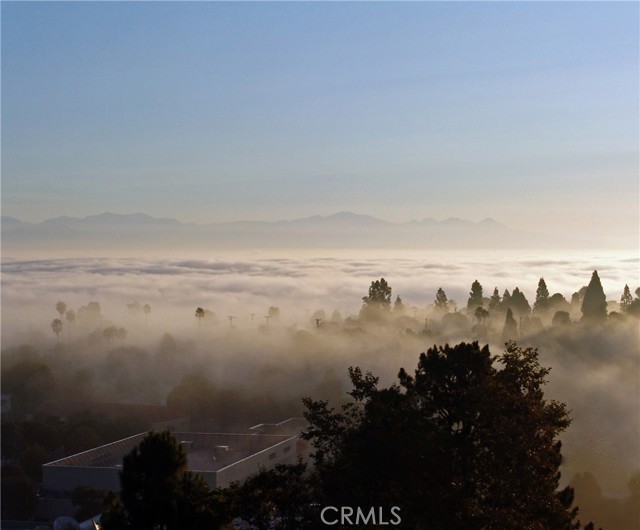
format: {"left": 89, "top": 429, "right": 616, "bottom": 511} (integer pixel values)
{"left": 1, "top": 211, "right": 544, "bottom": 253}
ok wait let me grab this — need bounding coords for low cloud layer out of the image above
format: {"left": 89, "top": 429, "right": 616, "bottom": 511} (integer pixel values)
{"left": 2, "top": 251, "right": 639, "bottom": 501}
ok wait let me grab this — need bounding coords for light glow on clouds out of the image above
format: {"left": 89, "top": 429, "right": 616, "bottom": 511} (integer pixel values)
{"left": 1, "top": 253, "right": 639, "bottom": 497}
{"left": 3, "top": 252, "right": 637, "bottom": 338}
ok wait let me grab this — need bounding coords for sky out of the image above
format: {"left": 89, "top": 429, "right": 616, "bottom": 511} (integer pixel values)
{"left": 2, "top": 1, "right": 638, "bottom": 240}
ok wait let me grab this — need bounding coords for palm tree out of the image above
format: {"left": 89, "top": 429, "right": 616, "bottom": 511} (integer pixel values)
{"left": 51, "top": 319, "right": 63, "bottom": 342}
{"left": 56, "top": 301, "right": 67, "bottom": 320}
{"left": 195, "top": 307, "right": 205, "bottom": 330}
{"left": 103, "top": 325, "right": 117, "bottom": 346}
{"left": 143, "top": 304, "right": 151, "bottom": 323}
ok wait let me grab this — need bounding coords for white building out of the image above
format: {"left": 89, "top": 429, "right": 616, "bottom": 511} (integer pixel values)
{"left": 43, "top": 429, "right": 306, "bottom": 496}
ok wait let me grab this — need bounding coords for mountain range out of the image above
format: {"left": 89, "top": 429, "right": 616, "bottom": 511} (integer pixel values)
{"left": 1, "top": 211, "right": 537, "bottom": 252}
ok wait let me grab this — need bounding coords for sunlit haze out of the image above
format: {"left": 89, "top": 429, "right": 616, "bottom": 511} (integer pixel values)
{"left": 2, "top": 2, "right": 638, "bottom": 244}
{"left": 1, "top": 3, "right": 639, "bottom": 528}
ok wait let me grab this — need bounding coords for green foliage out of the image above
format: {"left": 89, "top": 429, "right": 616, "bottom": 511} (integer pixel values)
{"left": 467, "top": 279, "right": 483, "bottom": 311}
{"left": 581, "top": 271, "right": 607, "bottom": 321}
{"left": 302, "top": 342, "right": 587, "bottom": 529}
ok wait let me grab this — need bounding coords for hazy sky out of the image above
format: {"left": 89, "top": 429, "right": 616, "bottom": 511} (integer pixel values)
{"left": 2, "top": 2, "right": 638, "bottom": 238}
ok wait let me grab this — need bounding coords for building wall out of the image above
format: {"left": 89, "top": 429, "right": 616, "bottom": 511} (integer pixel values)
{"left": 43, "top": 465, "right": 120, "bottom": 494}
{"left": 215, "top": 437, "right": 298, "bottom": 488}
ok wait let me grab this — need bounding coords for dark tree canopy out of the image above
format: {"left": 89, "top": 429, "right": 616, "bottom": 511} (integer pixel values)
{"left": 393, "top": 294, "right": 405, "bottom": 314}
{"left": 120, "top": 430, "right": 187, "bottom": 529}
{"left": 534, "top": 278, "right": 550, "bottom": 313}
{"left": 302, "top": 342, "right": 590, "bottom": 530}
{"left": 508, "top": 287, "right": 532, "bottom": 317}
{"left": 435, "top": 287, "right": 449, "bottom": 313}
{"left": 502, "top": 307, "right": 518, "bottom": 342}
{"left": 102, "top": 431, "right": 223, "bottom": 530}
{"left": 489, "top": 287, "right": 501, "bottom": 311}
{"left": 360, "top": 278, "right": 392, "bottom": 320}
{"left": 467, "top": 279, "right": 483, "bottom": 311}
{"left": 620, "top": 284, "right": 633, "bottom": 313}
{"left": 581, "top": 271, "right": 607, "bottom": 321}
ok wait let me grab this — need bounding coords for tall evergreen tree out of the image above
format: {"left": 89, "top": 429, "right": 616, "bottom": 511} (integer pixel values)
{"left": 102, "top": 431, "right": 223, "bottom": 530}
{"left": 434, "top": 288, "right": 449, "bottom": 313}
{"left": 581, "top": 271, "right": 607, "bottom": 321}
{"left": 393, "top": 295, "right": 405, "bottom": 314}
{"left": 509, "top": 287, "right": 531, "bottom": 317}
{"left": 502, "top": 289, "right": 511, "bottom": 311}
{"left": 489, "top": 287, "right": 501, "bottom": 311}
{"left": 502, "top": 308, "right": 518, "bottom": 342}
{"left": 620, "top": 284, "right": 633, "bottom": 313}
{"left": 534, "top": 278, "right": 550, "bottom": 313}
{"left": 467, "top": 280, "right": 483, "bottom": 311}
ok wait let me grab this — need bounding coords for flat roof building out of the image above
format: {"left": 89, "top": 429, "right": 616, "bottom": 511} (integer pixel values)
{"left": 43, "top": 430, "right": 302, "bottom": 496}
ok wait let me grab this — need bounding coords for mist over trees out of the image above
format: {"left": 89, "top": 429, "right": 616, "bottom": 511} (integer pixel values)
{"left": 1, "top": 266, "right": 639, "bottom": 528}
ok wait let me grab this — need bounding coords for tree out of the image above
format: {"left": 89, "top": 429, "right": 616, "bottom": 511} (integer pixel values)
{"left": 102, "top": 431, "right": 223, "bottom": 530}
{"left": 393, "top": 295, "right": 405, "bottom": 314}
{"left": 474, "top": 306, "right": 489, "bottom": 334}
{"left": 489, "top": 287, "right": 501, "bottom": 311}
{"left": 620, "top": 284, "right": 633, "bottom": 313}
{"left": 467, "top": 279, "right": 483, "bottom": 311}
{"left": 65, "top": 309, "right": 76, "bottom": 339}
{"left": 56, "top": 300, "right": 67, "bottom": 320}
{"left": 51, "top": 318, "right": 63, "bottom": 342}
{"left": 509, "top": 287, "right": 531, "bottom": 317}
{"left": 360, "top": 278, "right": 392, "bottom": 320}
{"left": 552, "top": 311, "right": 571, "bottom": 327}
{"left": 1, "top": 464, "right": 37, "bottom": 519}
{"left": 502, "top": 289, "right": 511, "bottom": 310}
{"left": 502, "top": 308, "right": 518, "bottom": 342}
{"left": 119, "top": 431, "right": 188, "bottom": 529}
{"left": 581, "top": 271, "right": 607, "bottom": 321}
{"left": 195, "top": 307, "right": 205, "bottom": 329}
{"left": 116, "top": 327, "right": 128, "bottom": 345}
{"left": 103, "top": 325, "right": 117, "bottom": 346}
{"left": 302, "top": 342, "right": 591, "bottom": 529}
{"left": 223, "top": 460, "right": 316, "bottom": 529}
{"left": 434, "top": 288, "right": 449, "bottom": 313}
{"left": 534, "top": 278, "right": 550, "bottom": 313}
{"left": 1, "top": 361, "right": 56, "bottom": 414}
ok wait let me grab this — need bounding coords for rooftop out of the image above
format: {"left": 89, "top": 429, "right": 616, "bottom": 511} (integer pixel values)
{"left": 44, "top": 432, "right": 296, "bottom": 473}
